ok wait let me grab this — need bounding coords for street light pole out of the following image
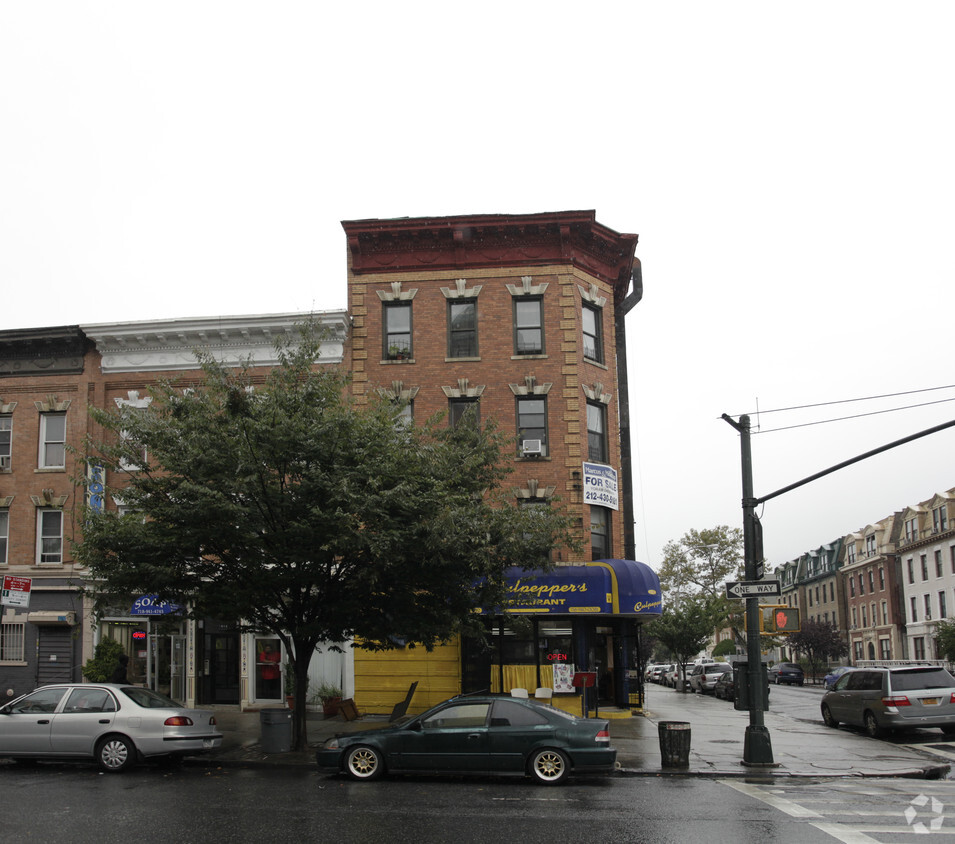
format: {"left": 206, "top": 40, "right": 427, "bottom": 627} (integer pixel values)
{"left": 723, "top": 413, "right": 775, "bottom": 766}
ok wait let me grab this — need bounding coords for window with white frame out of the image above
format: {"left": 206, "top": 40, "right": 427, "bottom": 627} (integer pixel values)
{"left": 940, "top": 591, "right": 947, "bottom": 619}
{"left": 904, "top": 517, "right": 918, "bottom": 542}
{"left": 881, "top": 600, "right": 887, "bottom": 625}
{"left": 590, "top": 506, "right": 610, "bottom": 560}
{"left": 0, "top": 416, "right": 11, "bottom": 469}
{"left": 878, "top": 567, "right": 885, "bottom": 590}
{"left": 921, "top": 554, "right": 928, "bottom": 581}
{"left": 37, "top": 509, "right": 63, "bottom": 564}
{"left": 847, "top": 543, "right": 856, "bottom": 564}
{"left": 0, "top": 622, "right": 25, "bottom": 661}
{"left": 513, "top": 298, "right": 543, "bottom": 355}
{"left": 935, "top": 549, "right": 943, "bottom": 577}
{"left": 383, "top": 302, "right": 413, "bottom": 360}
{"left": 0, "top": 509, "right": 7, "bottom": 564}
{"left": 924, "top": 594, "right": 932, "bottom": 620}
{"left": 913, "top": 637, "right": 926, "bottom": 661}
{"left": 39, "top": 412, "right": 66, "bottom": 469}
{"left": 447, "top": 300, "right": 478, "bottom": 358}
{"left": 516, "top": 397, "right": 547, "bottom": 457}
{"left": 879, "top": 638, "right": 891, "bottom": 660}
{"left": 865, "top": 534, "right": 877, "bottom": 556}
{"left": 910, "top": 596, "right": 918, "bottom": 622}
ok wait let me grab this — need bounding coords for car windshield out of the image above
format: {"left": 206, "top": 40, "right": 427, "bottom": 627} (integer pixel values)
{"left": 119, "top": 687, "right": 183, "bottom": 708}
{"left": 890, "top": 668, "right": 955, "bottom": 691}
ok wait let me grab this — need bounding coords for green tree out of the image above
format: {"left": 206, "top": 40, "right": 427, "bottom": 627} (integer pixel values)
{"left": 657, "top": 526, "right": 744, "bottom": 599}
{"left": 75, "top": 324, "right": 578, "bottom": 749}
{"left": 82, "top": 637, "right": 126, "bottom": 682}
{"left": 934, "top": 619, "right": 955, "bottom": 663}
{"left": 657, "top": 526, "right": 745, "bottom": 648}
{"left": 785, "top": 618, "right": 848, "bottom": 680}
{"left": 648, "top": 594, "right": 721, "bottom": 692}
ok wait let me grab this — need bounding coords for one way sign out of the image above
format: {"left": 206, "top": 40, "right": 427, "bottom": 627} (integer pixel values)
{"left": 725, "top": 580, "right": 782, "bottom": 599}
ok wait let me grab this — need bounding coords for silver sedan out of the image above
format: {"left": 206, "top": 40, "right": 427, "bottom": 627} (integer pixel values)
{"left": 0, "top": 684, "right": 222, "bottom": 772}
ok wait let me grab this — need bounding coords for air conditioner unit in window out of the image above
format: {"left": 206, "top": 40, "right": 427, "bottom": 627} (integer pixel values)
{"left": 0, "top": 456, "right": 9, "bottom": 469}
{"left": 521, "top": 439, "right": 543, "bottom": 456}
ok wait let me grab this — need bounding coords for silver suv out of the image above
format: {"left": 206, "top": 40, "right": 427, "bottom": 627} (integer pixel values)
{"left": 687, "top": 662, "right": 732, "bottom": 695}
{"left": 821, "top": 665, "right": 955, "bottom": 737}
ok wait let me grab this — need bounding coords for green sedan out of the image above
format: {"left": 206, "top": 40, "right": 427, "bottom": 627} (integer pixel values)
{"left": 316, "top": 695, "right": 616, "bottom": 785}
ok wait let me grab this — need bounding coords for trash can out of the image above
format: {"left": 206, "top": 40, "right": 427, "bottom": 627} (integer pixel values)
{"left": 658, "top": 721, "right": 691, "bottom": 768}
{"left": 260, "top": 707, "right": 292, "bottom": 753}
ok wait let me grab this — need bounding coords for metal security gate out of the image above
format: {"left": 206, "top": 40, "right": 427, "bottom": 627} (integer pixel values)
{"left": 35, "top": 626, "right": 74, "bottom": 685}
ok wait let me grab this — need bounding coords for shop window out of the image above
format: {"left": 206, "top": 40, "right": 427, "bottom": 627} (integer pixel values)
{"left": 255, "top": 637, "right": 282, "bottom": 700}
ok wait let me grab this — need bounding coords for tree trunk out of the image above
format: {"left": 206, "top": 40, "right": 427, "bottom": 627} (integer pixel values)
{"left": 290, "top": 640, "right": 316, "bottom": 752}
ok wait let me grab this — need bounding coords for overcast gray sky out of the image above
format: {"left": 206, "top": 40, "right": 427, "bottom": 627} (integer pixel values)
{"left": 2, "top": 2, "right": 953, "bottom": 571}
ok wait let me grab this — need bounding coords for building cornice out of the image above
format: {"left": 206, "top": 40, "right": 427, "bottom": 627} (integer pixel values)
{"left": 342, "top": 210, "right": 639, "bottom": 291}
{"left": 82, "top": 312, "right": 348, "bottom": 374}
{"left": 0, "top": 326, "right": 89, "bottom": 378}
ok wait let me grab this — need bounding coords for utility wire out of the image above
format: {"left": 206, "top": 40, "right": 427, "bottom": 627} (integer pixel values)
{"left": 753, "top": 396, "right": 955, "bottom": 434}
{"left": 734, "top": 384, "right": 955, "bottom": 418}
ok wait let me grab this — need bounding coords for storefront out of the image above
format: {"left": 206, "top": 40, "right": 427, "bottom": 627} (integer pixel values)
{"left": 470, "top": 559, "right": 662, "bottom": 713}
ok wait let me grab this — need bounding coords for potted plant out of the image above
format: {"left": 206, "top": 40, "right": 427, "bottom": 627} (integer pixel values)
{"left": 313, "top": 681, "right": 343, "bottom": 718}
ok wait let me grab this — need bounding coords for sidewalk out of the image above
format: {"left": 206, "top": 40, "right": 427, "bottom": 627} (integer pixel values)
{"left": 194, "top": 685, "right": 952, "bottom": 779}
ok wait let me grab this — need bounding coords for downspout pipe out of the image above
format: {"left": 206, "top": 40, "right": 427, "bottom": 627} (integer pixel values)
{"left": 615, "top": 258, "right": 643, "bottom": 560}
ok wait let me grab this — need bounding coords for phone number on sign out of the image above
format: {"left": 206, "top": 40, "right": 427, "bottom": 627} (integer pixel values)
{"left": 584, "top": 490, "right": 617, "bottom": 506}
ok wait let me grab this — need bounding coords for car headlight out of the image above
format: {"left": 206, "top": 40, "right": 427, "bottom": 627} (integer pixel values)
{"left": 324, "top": 737, "right": 340, "bottom": 750}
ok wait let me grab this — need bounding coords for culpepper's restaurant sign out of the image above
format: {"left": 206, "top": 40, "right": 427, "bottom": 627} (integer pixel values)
{"left": 484, "top": 559, "right": 662, "bottom": 618}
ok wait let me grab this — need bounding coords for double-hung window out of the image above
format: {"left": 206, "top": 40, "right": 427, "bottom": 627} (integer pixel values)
{"left": 582, "top": 303, "right": 603, "bottom": 364}
{"left": 516, "top": 397, "right": 547, "bottom": 456}
{"left": 933, "top": 506, "right": 948, "bottom": 533}
{"left": 0, "top": 416, "right": 11, "bottom": 469}
{"left": 586, "top": 401, "right": 608, "bottom": 463}
{"left": 590, "top": 506, "right": 610, "bottom": 560}
{"left": 39, "top": 412, "right": 66, "bottom": 469}
{"left": 513, "top": 298, "right": 543, "bottom": 355}
{"left": 384, "top": 303, "right": 412, "bottom": 360}
{"left": 0, "top": 509, "right": 7, "bottom": 564}
{"left": 37, "top": 510, "right": 63, "bottom": 564}
{"left": 448, "top": 300, "right": 478, "bottom": 358}
{"left": 449, "top": 399, "right": 479, "bottom": 428}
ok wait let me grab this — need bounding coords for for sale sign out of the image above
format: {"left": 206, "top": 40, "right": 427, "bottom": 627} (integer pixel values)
{"left": 1, "top": 576, "right": 32, "bottom": 608}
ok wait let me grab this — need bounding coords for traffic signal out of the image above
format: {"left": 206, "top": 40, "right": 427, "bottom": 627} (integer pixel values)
{"left": 757, "top": 605, "right": 800, "bottom": 633}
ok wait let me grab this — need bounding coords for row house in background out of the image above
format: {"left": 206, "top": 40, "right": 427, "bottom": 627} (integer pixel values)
{"left": 896, "top": 489, "right": 955, "bottom": 661}
{"left": 842, "top": 515, "right": 904, "bottom": 663}
{"left": 773, "top": 539, "right": 845, "bottom": 662}
{"left": 770, "top": 487, "right": 955, "bottom": 669}
{"left": 0, "top": 312, "right": 349, "bottom": 706}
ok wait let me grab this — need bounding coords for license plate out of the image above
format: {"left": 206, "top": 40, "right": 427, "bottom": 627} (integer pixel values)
{"left": 921, "top": 698, "right": 940, "bottom": 706}
{"left": 203, "top": 739, "right": 215, "bottom": 748}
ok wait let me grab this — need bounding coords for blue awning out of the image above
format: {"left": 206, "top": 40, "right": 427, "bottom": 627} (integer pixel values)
{"left": 489, "top": 559, "right": 662, "bottom": 618}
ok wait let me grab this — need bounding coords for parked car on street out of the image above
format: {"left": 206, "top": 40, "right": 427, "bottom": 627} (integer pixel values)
{"left": 768, "top": 662, "right": 805, "bottom": 686}
{"left": 316, "top": 695, "right": 616, "bottom": 785}
{"left": 687, "top": 662, "right": 732, "bottom": 694}
{"left": 823, "top": 666, "right": 856, "bottom": 690}
{"left": 649, "top": 664, "right": 669, "bottom": 684}
{"left": 821, "top": 665, "right": 955, "bottom": 737}
{"left": 665, "top": 663, "right": 693, "bottom": 690}
{"left": 713, "top": 670, "right": 736, "bottom": 701}
{"left": 0, "top": 684, "right": 222, "bottom": 772}
{"left": 645, "top": 663, "right": 665, "bottom": 681}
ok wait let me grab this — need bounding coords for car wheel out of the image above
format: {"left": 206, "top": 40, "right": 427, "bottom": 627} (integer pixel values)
{"left": 774, "top": 676, "right": 781, "bottom": 685}
{"left": 529, "top": 748, "right": 569, "bottom": 785}
{"left": 345, "top": 745, "right": 384, "bottom": 781}
{"left": 863, "top": 711, "right": 885, "bottom": 739}
{"left": 97, "top": 735, "right": 136, "bottom": 773}
{"left": 821, "top": 704, "right": 839, "bottom": 728}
